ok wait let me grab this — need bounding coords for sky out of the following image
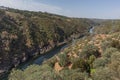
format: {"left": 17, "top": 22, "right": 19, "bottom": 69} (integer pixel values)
{"left": 0, "top": 0, "right": 120, "bottom": 19}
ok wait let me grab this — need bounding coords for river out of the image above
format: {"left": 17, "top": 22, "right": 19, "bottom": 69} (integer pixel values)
{"left": 89, "top": 26, "right": 94, "bottom": 34}
{"left": 21, "top": 44, "right": 68, "bottom": 69}
{"left": 20, "top": 26, "right": 94, "bottom": 69}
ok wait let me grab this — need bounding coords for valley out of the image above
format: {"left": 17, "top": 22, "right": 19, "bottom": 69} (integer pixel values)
{"left": 0, "top": 6, "right": 120, "bottom": 80}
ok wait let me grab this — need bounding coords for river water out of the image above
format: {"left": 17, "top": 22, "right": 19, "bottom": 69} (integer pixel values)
{"left": 89, "top": 27, "right": 94, "bottom": 34}
{"left": 21, "top": 26, "right": 94, "bottom": 69}
{"left": 21, "top": 44, "right": 68, "bottom": 69}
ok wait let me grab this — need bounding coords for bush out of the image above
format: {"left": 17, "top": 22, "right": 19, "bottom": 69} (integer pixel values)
{"left": 101, "top": 39, "right": 120, "bottom": 52}
{"left": 88, "top": 55, "right": 96, "bottom": 68}
{"left": 60, "top": 69, "right": 88, "bottom": 80}
{"left": 88, "top": 55, "right": 96, "bottom": 64}
{"left": 9, "top": 64, "right": 61, "bottom": 80}
{"left": 72, "top": 58, "right": 85, "bottom": 70}
{"left": 110, "top": 52, "right": 120, "bottom": 74}
{"left": 101, "top": 40, "right": 113, "bottom": 52}
{"left": 9, "top": 69, "right": 25, "bottom": 80}
{"left": 58, "top": 53, "right": 68, "bottom": 67}
{"left": 111, "top": 40, "right": 120, "bottom": 49}
{"left": 80, "top": 44, "right": 100, "bottom": 59}
{"left": 43, "top": 57, "right": 56, "bottom": 68}
{"left": 72, "top": 58, "right": 90, "bottom": 74}
{"left": 103, "top": 47, "right": 118, "bottom": 58}
{"left": 93, "top": 57, "right": 108, "bottom": 68}
{"left": 92, "top": 67, "right": 112, "bottom": 80}
{"left": 102, "top": 47, "right": 118, "bottom": 61}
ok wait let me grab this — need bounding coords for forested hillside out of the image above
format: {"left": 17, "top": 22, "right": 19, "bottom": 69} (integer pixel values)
{"left": 0, "top": 7, "right": 94, "bottom": 78}
{"left": 0, "top": 6, "right": 120, "bottom": 80}
{"left": 94, "top": 20, "right": 120, "bottom": 34}
{"left": 8, "top": 18, "right": 120, "bottom": 80}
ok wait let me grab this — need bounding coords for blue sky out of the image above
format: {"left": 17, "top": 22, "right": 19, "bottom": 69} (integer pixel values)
{"left": 0, "top": 0, "right": 120, "bottom": 19}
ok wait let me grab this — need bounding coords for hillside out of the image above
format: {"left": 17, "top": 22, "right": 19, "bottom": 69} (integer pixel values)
{"left": 0, "top": 7, "right": 95, "bottom": 78}
{"left": 8, "top": 20, "right": 120, "bottom": 80}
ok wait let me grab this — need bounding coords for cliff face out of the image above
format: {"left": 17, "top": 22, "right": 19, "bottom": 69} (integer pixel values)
{"left": 0, "top": 8, "right": 94, "bottom": 74}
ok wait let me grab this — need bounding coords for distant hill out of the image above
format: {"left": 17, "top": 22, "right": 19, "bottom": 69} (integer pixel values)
{"left": 0, "top": 6, "right": 8, "bottom": 10}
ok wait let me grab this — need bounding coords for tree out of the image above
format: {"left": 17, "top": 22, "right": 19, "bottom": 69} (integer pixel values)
{"left": 80, "top": 44, "right": 100, "bottom": 59}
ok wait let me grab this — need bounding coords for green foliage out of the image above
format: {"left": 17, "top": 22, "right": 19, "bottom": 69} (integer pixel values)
{"left": 80, "top": 44, "right": 100, "bottom": 58}
{"left": 60, "top": 69, "right": 88, "bottom": 80}
{"left": 0, "top": 8, "right": 93, "bottom": 73}
{"left": 72, "top": 58, "right": 90, "bottom": 74}
{"left": 102, "top": 47, "right": 118, "bottom": 59}
{"left": 92, "top": 67, "right": 112, "bottom": 80}
{"left": 43, "top": 57, "right": 56, "bottom": 68}
{"left": 111, "top": 40, "right": 120, "bottom": 49}
{"left": 2, "top": 7, "right": 120, "bottom": 80}
{"left": 9, "top": 69, "right": 25, "bottom": 80}
{"left": 94, "top": 20, "right": 120, "bottom": 34}
{"left": 93, "top": 57, "right": 108, "bottom": 68}
{"left": 88, "top": 55, "right": 96, "bottom": 68}
{"left": 9, "top": 64, "right": 61, "bottom": 80}
{"left": 68, "top": 72, "right": 88, "bottom": 80}
{"left": 58, "top": 53, "right": 68, "bottom": 67}
{"left": 88, "top": 55, "right": 96, "bottom": 64}
{"left": 8, "top": 30, "right": 120, "bottom": 80}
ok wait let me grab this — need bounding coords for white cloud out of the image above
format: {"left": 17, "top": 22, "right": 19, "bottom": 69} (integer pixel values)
{"left": 0, "top": 0, "right": 62, "bottom": 14}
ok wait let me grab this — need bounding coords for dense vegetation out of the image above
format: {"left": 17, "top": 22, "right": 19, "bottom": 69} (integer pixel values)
{"left": 0, "top": 7, "right": 94, "bottom": 78}
{"left": 0, "top": 7, "right": 120, "bottom": 80}
{"left": 94, "top": 20, "right": 120, "bottom": 34}
{"left": 8, "top": 18, "right": 120, "bottom": 80}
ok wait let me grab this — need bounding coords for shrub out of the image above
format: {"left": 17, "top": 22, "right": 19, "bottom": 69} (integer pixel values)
{"left": 9, "top": 69, "right": 25, "bottom": 80}
{"left": 88, "top": 55, "right": 96, "bottom": 64}
{"left": 72, "top": 58, "right": 90, "bottom": 74}
{"left": 102, "top": 47, "right": 118, "bottom": 58}
{"left": 88, "top": 55, "right": 96, "bottom": 68}
{"left": 111, "top": 40, "right": 120, "bottom": 49}
{"left": 92, "top": 67, "right": 112, "bottom": 80}
{"left": 101, "top": 39, "right": 120, "bottom": 52}
{"left": 60, "top": 69, "right": 88, "bottom": 80}
{"left": 9, "top": 64, "right": 61, "bottom": 80}
{"left": 43, "top": 57, "right": 56, "bottom": 68}
{"left": 58, "top": 53, "right": 68, "bottom": 67}
{"left": 93, "top": 57, "right": 108, "bottom": 68}
{"left": 80, "top": 44, "right": 100, "bottom": 59}
{"left": 101, "top": 40, "right": 112, "bottom": 52}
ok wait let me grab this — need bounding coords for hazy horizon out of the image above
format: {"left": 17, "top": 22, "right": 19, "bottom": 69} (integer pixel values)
{"left": 0, "top": 0, "right": 120, "bottom": 19}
